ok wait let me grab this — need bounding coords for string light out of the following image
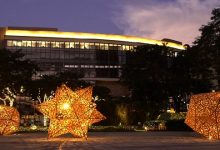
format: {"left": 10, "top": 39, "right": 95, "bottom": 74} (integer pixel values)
{"left": 185, "top": 92, "right": 220, "bottom": 140}
{"left": 37, "top": 84, "right": 106, "bottom": 139}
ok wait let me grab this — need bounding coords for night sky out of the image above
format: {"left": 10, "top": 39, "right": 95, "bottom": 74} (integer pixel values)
{"left": 0, "top": 0, "right": 219, "bottom": 44}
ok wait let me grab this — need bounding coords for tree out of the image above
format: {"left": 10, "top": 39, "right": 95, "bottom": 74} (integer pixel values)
{"left": 29, "top": 69, "right": 89, "bottom": 100}
{"left": 0, "top": 48, "right": 38, "bottom": 95}
{"left": 121, "top": 45, "right": 171, "bottom": 119}
{"left": 193, "top": 8, "right": 220, "bottom": 90}
{"left": 167, "top": 47, "right": 213, "bottom": 112}
{"left": 121, "top": 43, "right": 213, "bottom": 116}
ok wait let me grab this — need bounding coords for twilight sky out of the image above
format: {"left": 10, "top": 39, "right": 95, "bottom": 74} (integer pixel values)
{"left": 0, "top": 0, "right": 219, "bottom": 44}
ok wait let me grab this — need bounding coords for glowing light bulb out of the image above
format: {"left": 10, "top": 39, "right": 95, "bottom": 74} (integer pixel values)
{"left": 30, "top": 124, "right": 37, "bottom": 130}
{"left": 62, "top": 103, "right": 70, "bottom": 110}
{"left": 209, "top": 136, "right": 212, "bottom": 140}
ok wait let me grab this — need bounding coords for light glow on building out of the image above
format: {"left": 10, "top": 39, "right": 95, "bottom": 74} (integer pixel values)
{"left": 5, "top": 30, "right": 186, "bottom": 50}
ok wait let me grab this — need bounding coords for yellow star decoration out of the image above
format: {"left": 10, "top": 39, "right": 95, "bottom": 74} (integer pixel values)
{"left": 0, "top": 105, "right": 20, "bottom": 135}
{"left": 185, "top": 92, "right": 220, "bottom": 140}
{"left": 37, "top": 84, "right": 106, "bottom": 138}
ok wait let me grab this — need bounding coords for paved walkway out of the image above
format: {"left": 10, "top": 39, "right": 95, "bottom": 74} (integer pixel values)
{"left": 0, "top": 132, "right": 220, "bottom": 150}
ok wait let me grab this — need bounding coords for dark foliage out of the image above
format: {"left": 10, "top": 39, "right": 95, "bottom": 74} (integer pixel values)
{"left": 0, "top": 48, "right": 38, "bottom": 92}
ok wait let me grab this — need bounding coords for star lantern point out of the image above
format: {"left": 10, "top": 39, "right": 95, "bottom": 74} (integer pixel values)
{"left": 37, "top": 84, "right": 106, "bottom": 138}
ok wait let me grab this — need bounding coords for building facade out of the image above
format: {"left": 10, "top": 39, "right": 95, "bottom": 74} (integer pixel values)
{"left": 0, "top": 27, "right": 185, "bottom": 96}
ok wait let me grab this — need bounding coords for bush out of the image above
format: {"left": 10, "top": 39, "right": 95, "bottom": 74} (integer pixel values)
{"left": 157, "top": 112, "right": 186, "bottom": 121}
{"left": 89, "top": 126, "right": 135, "bottom": 132}
{"left": 142, "top": 120, "right": 166, "bottom": 131}
{"left": 19, "top": 125, "right": 135, "bottom": 133}
{"left": 165, "top": 120, "right": 192, "bottom": 131}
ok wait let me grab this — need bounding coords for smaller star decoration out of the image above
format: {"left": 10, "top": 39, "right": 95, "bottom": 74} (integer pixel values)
{"left": 37, "top": 84, "right": 106, "bottom": 138}
{"left": 0, "top": 105, "right": 20, "bottom": 135}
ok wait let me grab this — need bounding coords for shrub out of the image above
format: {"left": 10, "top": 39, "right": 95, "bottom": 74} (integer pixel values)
{"left": 157, "top": 112, "right": 186, "bottom": 121}
{"left": 165, "top": 120, "right": 192, "bottom": 131}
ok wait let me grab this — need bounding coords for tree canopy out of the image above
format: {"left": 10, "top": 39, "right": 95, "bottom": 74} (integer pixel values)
{"left": 121, "top": 8, "right": 220, "bottom": 118}
{"left": 0, "top": 48, "right": 38, "bottom": 92}
{"left": 28, "top": 69, "right": 89, "bottom": 100}
{"left": 121, "top": 45, "right": 172, "bottom": 118}
{"left": 193, "top": 8, "right": 220, "bottom": 89}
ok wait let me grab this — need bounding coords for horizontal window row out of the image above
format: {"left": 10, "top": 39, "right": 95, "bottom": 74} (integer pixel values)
{"left": 64, "top": 65, "right": 122, "bottom": 69}
{"left": 6, "top": 40, "right": 135, "bottom": 51}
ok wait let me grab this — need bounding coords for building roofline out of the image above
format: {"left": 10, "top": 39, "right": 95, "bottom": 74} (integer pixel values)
{"left": 7, "top": 26, "right": 58, "bottom": 31}
{"left": 4, "top": 28, "right": 186, "bottom": 50}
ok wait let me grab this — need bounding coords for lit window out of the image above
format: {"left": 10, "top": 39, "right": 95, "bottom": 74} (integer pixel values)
{"left": 22, "top": 41, "right": 27, "bottom": 47}
{"left": 126, "top": 45, "right": 130, "bottom": 50}
{"left": 17, "top": 41, "right": 22, "bottom": 47}
{"left": 65, "top": 42, "right": 70, "bottom": 48}
{"left": 7, "top": 40, "right": 13, "bottom": 47}
{"left": 85, "top": 43, "right": 89, "bottom": 49}
{"left": 122, "top": 45, "right": 130, "bottom": 51}
{"left": 114, "top": 44, "right": 119, "bottom": 50}
{"left": 118, "top": 45, "right": 123, "bottom": 50}
{"left": 12, "top": 41, "right": 17, "bottom": 46}
{"left": 38, "top": 41, "right": 46, "bottom": 47}
{"left": 75, "top": 42, "right": 80, "bottom": 48}
{"left": 95, "top": 43, "right": 100, "bottom": 49}
{"left": 42, "top": 41, "right": 46, "bottom": 47}
{"left": 27, "top": 41, "right": 31, "bottom": 47}
{"left": 100, "top": 43, "right": 105, "bottom": 50}
{"left": 51, "top": 42, "right": 56, "bottom": 48}
{"left": 109, "top": 44, "right": 114, "bottom": 50}
{"left": 55, "top": 42, "right": 60, "bottom": 48}
{"left": 174, "top": 52, "right": 178, "bottom": 57}
{"left": 105, "top": 44, "right": 109, "bottom": 50}
{"left": 80, "top": 42, "right": 85, "bottom": 49}
{"left": 89, "top": 43, "right": 95, "bottom": 49}
{"left": 36, "top": 41, "right": 40, "bottom": 47}
{"left": 109, "top": 44, "right": 119, "bottom": 50}
{"left": 60, "top": 42, "right": 65, "bottom": 48}
{"left": 32, "top": 41, "right": 36, "bottom": 47}
{"left": 70, "top": 42, "right": 74, "bottom": 48}
{"left": 46, "top": 41, "right": 50, "bottom": 48}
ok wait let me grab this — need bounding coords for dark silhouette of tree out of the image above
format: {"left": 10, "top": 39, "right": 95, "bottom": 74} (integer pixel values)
{"left": 121, "top": 8, "right": 220, "bottom": 116}
{"left": 121, "top": 42, "right": 214, "bottom": 117}
{"left": 168, "top": 46, "right": 213, "bottom": 112}
{"left": 121, "top": 45, "right": 171, "bottom": 119}
{"left": 29, "top": 69, "right": 89, "bottom": 100}
{"left": 193, "top": 8, "right": 220, "bottom": 90}
{"left": 0, "top": 48, "right": 38, "bottom": 92}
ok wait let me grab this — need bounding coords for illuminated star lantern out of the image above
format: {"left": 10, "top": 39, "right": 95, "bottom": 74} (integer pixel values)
{"left": 185, "top": 92, "right": 220, "bottom": 140}
{"left": 37, "top": 84, "right": 106, "bottom": 138}
{"left": 0, "top": 105, "right": 20, "bottom": 135}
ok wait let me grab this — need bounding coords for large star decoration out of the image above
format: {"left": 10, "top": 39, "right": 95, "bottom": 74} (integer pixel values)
{"left": 37, "top": 84, "right": 106, "bottom": 138}
{"left": 0, "top": 105, "right": 20, "bottom": 135}
{"left": 185, "top": 92, "right": 220, "bottom": 140}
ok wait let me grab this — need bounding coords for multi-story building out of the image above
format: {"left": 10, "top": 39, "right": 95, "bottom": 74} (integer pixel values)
{"left": 0, "top": 26, "right": 185, "bottom": 96}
